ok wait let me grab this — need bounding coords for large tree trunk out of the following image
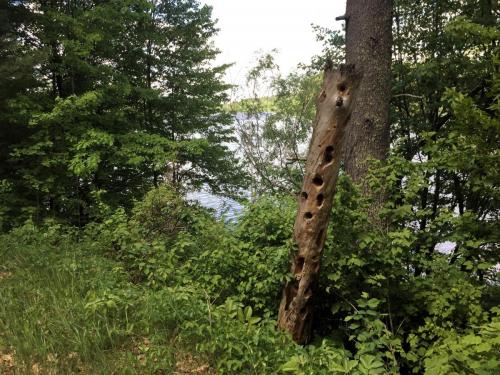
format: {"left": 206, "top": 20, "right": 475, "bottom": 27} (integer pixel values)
{"left": 343, "top": 0, "right": 392, "bottom": 193}
{"left": 277, "top": 64, "right": 361, "bottom": 344}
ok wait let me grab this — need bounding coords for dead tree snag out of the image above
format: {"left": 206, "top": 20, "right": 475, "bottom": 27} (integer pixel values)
{"left": 277, "top": 64, "right": 361, "bottom": 344}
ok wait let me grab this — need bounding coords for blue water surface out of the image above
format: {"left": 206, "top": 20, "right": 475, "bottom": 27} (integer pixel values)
{"left": 186, "top": 190, "right": 244, "bottom": 222}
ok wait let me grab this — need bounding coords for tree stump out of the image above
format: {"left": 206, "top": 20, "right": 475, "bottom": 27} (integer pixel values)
{"left": 277, "top": 63, "right": 361, "bottom": 344}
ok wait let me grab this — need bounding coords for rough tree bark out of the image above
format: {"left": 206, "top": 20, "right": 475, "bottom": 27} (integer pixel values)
{"left": 277, "top": 63, "right": 361, "bottom": 344}
{"left": 343, "top": 0, "right": 392, "bottom": 193}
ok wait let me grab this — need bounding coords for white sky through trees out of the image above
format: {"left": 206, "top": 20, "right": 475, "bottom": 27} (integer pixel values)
{"left": 203, "top": 0, "right": 346, "bottom": 90}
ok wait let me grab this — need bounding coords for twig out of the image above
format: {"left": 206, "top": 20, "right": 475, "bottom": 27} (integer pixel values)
{"left": 393, "top": 93, "right": 423, "bottom": 99}
{"left": 332, "top": 290, "right": 358, "bottom": 312}
{"left": 203, "top": 289, "right": 213, "bottom": 328}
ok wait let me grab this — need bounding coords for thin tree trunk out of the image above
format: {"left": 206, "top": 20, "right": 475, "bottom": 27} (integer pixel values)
{"left": 277, "top": 64, "right": 361, "bottom": 344}
{"left": 343, "top": 0, "right": 392, "bottom": 196}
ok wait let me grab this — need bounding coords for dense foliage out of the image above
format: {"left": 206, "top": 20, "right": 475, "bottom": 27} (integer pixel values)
{"left": 0, "top": 0, "right": 244, "bottom": 229}
{"left": 1, "top": 180, "right": 498, "bottom": 373}
{"left": 0, "top": 0, "right": 499, "bottom": 374}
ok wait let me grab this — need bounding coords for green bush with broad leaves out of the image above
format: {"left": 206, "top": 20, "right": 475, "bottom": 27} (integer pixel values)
{"left": 1, "top": 5, "right": 499, "bottom": 374}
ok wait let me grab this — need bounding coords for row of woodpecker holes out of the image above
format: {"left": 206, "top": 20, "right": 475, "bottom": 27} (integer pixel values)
{"left": 292, "top": 143, "right": 334, "bottom": 292}
{"left": 289, "top": 105, "right": 343, "bottom": 309}
{"left": 301, "top": 144, "right": 334, "bottom": 221}
{"left": 293, "top": 143, "right": 333, "bottom": 278}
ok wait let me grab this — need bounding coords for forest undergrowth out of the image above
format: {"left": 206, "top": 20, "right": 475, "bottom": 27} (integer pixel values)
{"left": 1, "top": 181, "right": 498, "bottom": 374}
{"left": 1, "top": 1, "right": 499, "bottom": 373}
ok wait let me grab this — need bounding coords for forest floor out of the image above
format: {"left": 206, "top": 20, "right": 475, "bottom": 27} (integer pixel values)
{"left": 0, "top": 234, "right": 216, "bottom": 374}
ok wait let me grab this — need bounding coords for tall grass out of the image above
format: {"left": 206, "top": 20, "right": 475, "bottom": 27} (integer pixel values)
{"left": 0, "top": 223, "right": 308, "bottom": 374}
{"left": 0, "top": 225, "right": 172, "bottom": 374}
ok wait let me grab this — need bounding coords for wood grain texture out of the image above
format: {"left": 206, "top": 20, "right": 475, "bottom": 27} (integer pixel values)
{"left": 277, "top": 64, "right": 361, "bottom": 344}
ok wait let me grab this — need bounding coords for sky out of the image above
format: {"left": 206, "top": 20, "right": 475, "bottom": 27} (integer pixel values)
{"left": 202, "top": 0, "right": 346, "bottom": 90}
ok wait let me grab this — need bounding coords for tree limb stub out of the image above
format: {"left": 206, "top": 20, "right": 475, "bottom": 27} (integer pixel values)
{"left": 277, "top": 64, "right": 361, "bottom": 344}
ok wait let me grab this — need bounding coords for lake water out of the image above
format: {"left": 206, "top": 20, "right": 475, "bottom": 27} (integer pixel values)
{"left": 187, "top": 191, "right": 458, "bottom": 255}
{"left": 186, "top": 190, "right": 244, "bottom": 222}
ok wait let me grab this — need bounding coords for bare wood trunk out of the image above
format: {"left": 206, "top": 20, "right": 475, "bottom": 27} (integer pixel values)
{"left": 343, "top": 0, "right": 392, "bottom": 195}
{"left": 277, "top": 64, "right": 361, "bottom": 344}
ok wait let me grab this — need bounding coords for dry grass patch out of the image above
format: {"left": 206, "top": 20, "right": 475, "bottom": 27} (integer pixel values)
{"left": 0, "top": 349, "right": 15, "bottom": 375}
{"left": 174, "top": 352, "right": 217, "bottom": 374}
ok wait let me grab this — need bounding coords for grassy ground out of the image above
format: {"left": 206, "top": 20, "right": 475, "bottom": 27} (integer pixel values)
{"left": 2, "top": 221, "right": 498, "bottom": 374}
{"left": 0, "top": 227, "right": 215, "bottom": 374}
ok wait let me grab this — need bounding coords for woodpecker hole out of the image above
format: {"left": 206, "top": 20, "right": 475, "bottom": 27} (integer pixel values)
{"left": 312, "top": 175, "right": 323, "bottom": 186}
{"left": 294, "top": 257, "right": 305, "bottom": 275}
{"left": 316, "top": 193, "right": 324, "bottom": 206}
{"left": 324, "top": 145, "right": 334, "bottom": 163}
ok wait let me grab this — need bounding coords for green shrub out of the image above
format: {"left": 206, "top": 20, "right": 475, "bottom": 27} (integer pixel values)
{"left": 131, "top": 185, "right": 206, "bottom": 240}
{"left": 423, "top": 309, "right": 500, "bottom": 374}
{"left": 2, "top": 180, "right": 498, "bottom": 374}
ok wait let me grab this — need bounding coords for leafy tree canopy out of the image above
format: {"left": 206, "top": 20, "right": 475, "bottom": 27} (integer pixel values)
{"left": 0, "top": 0, "right": 245, "bottom": 229}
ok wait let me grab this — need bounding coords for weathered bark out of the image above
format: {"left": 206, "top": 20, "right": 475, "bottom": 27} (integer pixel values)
{"left": 277, "top": 64, "right": 361, "bottom": 344}
{"left": 343, "top": 0, "right": 392, "bottom": 193}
